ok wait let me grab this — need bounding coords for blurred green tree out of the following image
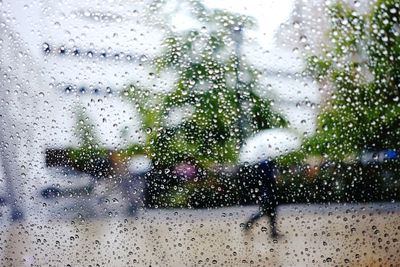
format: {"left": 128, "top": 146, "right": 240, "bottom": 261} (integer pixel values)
{"left": 281, "top": 0, "right": 400, "bottom": 163}
{"left": 128, "top": 0, "right": 287, "bottom": 168}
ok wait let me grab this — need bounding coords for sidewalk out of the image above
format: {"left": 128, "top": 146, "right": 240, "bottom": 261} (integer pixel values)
{"left": 0, "top": 203, "right": 399, "bottom": 266}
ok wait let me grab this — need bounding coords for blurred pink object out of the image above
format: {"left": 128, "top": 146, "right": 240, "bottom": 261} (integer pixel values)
{"left": 175, "top": 163, "right": 197, "bottom": 180}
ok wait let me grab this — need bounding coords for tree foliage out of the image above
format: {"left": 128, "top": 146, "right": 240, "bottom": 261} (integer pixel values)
{"left": 282, "top": 0, "right": 400, "bottom": 163}
{"left": 129, "top": 1, "right": 287, "bottom": 167}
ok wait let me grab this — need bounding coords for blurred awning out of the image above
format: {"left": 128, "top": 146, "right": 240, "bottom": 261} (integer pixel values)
{"left": 239, "top": 128, "right": 302, "bottom": 164}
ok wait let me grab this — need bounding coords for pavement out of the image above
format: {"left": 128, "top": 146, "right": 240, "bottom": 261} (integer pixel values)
{"left": 0, "top": 203, "right": 399, "bottom": 266}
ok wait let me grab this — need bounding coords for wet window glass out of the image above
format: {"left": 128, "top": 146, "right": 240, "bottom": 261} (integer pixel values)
{"left": 0, "top": 0, "right": 399, "bottom": 265}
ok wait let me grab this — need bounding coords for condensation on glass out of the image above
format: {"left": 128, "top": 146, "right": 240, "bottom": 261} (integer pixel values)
{"left": 0, "top": 0, "right": 398, "bottom": 266}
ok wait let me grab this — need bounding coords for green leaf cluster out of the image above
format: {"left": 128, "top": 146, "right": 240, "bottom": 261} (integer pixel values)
{"left": 128, "top": 1, "right": 287, "bottom": 167}
{"left": 282, "top": 0, "right": 400, "bottom": 163}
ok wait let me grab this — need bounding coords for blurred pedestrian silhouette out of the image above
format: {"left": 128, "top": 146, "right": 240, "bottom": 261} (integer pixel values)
{"left": 243, "top": 160, "right": 279, "bottom": 238}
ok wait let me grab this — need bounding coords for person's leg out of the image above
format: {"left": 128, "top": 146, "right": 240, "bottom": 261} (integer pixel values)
{"left": 244, "top": 209, "right": 264, "bottom": 229}
{"left": 263, "top": 188, "right": 279, "bottom": 237}
{"left": 260, "top": 160, "right": 281, "bottom": 237}
{"left": 266, "top": 207, "right": 278, "bottom": 237}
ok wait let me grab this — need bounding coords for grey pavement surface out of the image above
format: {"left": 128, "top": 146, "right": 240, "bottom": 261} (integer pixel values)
{"left": 0, "top": 203, "right": 399, "bottom": 266}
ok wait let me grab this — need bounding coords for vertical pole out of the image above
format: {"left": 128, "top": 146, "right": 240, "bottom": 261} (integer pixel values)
{"left": 232, "top": 26, "right": 248, "bottom": 147}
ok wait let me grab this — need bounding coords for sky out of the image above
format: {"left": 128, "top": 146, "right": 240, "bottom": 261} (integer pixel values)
{"left": 200, "top": 0, "right": 294, "bottom": 48}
